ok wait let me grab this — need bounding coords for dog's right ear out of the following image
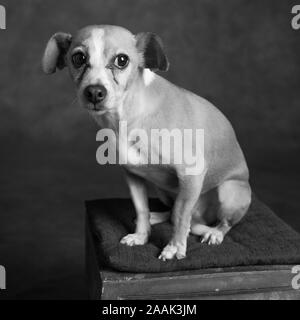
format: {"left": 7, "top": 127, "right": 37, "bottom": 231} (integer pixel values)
{"left": 42, "top": 32, "right": 72, "bottom": 74}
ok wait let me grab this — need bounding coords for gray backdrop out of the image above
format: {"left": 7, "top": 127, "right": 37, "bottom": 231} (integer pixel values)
{"left": 0, "top": 0, "right": 299, "bottom": 299}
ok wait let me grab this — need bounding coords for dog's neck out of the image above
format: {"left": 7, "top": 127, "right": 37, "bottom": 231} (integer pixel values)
{"left": 92, "top": 69, "right": 161, "bottom": 132}
{"left": 121, "top": 69, "right": 162, "bottom": 125}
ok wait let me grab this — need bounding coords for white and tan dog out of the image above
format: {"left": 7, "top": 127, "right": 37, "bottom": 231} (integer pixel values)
{"left": 42, "top": 25, "right": 251, "bottom": 260}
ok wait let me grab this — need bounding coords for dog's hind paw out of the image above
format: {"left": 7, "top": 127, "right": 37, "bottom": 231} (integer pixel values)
{"left": 201, "top": 228, "right": 224, "bottom": 245}
{"left": 158, "top": 243, "right": 186, "bottom": 261}
{"left": 120, "top": 233, "right": 148, "bottom": 246}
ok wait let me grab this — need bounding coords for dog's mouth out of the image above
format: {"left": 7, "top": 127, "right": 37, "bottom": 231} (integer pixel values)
{"left": 85, "top": 103, "right": 108, "bottom": 114}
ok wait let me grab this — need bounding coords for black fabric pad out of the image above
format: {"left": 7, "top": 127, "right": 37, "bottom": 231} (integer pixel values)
{"left": 86, "top": 196, "right": 300, "bottom": 273}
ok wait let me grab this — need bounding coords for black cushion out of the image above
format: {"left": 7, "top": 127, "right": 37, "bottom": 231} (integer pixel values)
{"left": 86, "top": 196, "right": 300, "bottom": 273}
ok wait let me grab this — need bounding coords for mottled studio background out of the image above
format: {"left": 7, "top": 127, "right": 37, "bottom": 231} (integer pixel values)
{"left": 0, "top": 0, "right": 299, "bottom": 299}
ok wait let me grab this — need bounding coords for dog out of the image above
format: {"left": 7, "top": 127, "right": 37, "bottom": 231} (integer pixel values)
{"left": 42, "top": 25, "right": 251, "bottom": 260}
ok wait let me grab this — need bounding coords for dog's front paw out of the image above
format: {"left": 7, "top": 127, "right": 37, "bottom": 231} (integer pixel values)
{"left": 158, "top": 242, "right": 186, "bottom": 261}
{"left": 120, "top": 233, "right": 148, "bottom": 246}
{"left": 201, "top": 228, "right": 224, "bottom": 245}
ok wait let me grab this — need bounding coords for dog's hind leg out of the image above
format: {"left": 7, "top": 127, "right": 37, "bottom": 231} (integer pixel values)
{"left": 150, "top": 187, "right": 173, "bottom": 225}
{"left": 150, "top": 211, "right": 170, "bottom": 225}
{"left": 193, "top": 179, "right": 251, "bottom": 245}
{"left": 190, "top": 194, "right": 223, "bottom": 244}
{"left": 191, "top": 223, "right": 227, "bottom": 245}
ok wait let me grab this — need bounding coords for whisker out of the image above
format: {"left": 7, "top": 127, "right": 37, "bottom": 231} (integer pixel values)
{"left": 68, "top": 97, "right": 79, "bottom": 107}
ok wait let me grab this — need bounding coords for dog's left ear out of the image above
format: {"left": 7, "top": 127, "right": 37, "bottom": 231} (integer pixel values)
{"left": 42, "top": 32, "right": 72, "bottom": 74}
{"left": 136, "top": 32, "right": 169, "bottom": 72}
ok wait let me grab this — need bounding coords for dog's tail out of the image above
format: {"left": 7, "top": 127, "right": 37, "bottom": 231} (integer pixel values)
{"left": 150, "top": 211, "right": 171, "bottom": 225}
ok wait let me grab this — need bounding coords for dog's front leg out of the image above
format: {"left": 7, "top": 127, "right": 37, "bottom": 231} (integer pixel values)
{"left": 159, "top": 174, "right": 204, "bottom": 260}
{"left": 120, "top": 170, "right": 151, "bottom": 246}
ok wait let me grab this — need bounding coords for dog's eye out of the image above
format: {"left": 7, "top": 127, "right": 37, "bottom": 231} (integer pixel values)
{"left": 114, "top": 54, "right": 129, "bottom": 69}
{"left": 72, "top": 52, "right": 86, "bottom": 68}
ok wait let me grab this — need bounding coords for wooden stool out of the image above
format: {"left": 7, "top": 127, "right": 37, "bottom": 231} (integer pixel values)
{"left": 85, "top": 197, "right": 300, "bottom": 300}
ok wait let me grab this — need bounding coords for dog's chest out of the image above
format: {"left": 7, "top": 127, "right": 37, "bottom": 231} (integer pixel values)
{"left": 120, "top": 145, "right": 178, "bottom": 191}
{"left": 126, "top": 164, "right": 178, "bottom": 193}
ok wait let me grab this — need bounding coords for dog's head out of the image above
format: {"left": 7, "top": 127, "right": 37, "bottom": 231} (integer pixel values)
{"left": 42, "top": 25, "right": 169, "bottom": 115}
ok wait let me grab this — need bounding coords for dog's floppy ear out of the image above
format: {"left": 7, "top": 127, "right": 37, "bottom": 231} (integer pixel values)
{"left": 42, "top": 32, "right": 72, "bottom": 74}
{"left": 136, "top": 32, "right": 169, "bottom": 72}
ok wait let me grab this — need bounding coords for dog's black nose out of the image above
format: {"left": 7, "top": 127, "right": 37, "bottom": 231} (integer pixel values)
{"left": 84, "top": 85, "right": 107, "bottom": 104}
